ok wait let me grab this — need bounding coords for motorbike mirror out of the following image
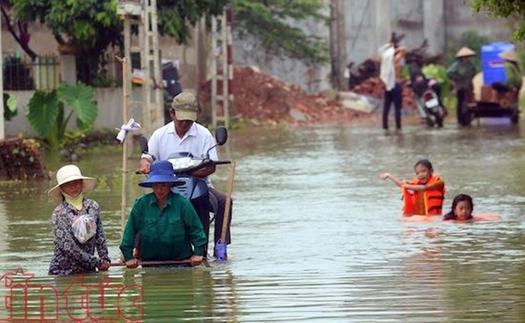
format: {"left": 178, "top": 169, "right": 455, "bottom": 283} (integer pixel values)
{"left": 139, "top": 135, "right": 149, "bottom": 153}
{"left": 204, "top": 126, "right": 228, "bottom": 159}
{"left": 215, "top": 126, "right": 228, "bottom": 146}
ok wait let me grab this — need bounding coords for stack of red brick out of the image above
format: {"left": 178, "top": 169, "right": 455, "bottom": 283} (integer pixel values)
{"left": 199, "top": 66, "right": 369, "bottom": 125}
{"left": 480, "top": 85, "right": 517, "bottom": 108}
{"left": 351, "top": 77, "right": 416, "bottom": 110}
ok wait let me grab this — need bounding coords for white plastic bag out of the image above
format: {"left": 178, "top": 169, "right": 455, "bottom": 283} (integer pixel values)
{"left": 72, "top": 214, "right": 97, "bottom": 244}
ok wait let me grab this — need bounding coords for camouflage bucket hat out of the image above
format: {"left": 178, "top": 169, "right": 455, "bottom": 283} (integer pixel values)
{"left": 172, "top": 92, "right": 199, "bottom": 121}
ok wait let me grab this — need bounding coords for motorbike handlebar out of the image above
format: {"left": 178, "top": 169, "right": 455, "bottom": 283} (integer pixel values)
{"left": 213, "top": 160, "right": 232, "bottom": 165}
{"left": 135, "top": 159, "right": 232, "bottom": 175}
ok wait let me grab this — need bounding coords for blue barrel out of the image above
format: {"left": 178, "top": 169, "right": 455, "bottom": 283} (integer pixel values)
{"left": 481, "top": 42, "right": 515, "bottom": 85}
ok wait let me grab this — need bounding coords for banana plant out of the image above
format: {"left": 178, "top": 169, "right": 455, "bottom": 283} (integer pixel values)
{"left": 26, "top": 82, "right": 98, "bottom": 151}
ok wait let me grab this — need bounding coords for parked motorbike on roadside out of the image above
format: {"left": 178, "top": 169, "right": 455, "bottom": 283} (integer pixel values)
{"left": 139, "top": 126, "right": 231, "bottom": 256}
{"left": 410, "top": 75, "right": 446, "bottom": 128}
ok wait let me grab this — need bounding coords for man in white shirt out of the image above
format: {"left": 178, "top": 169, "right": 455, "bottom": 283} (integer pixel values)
{"left": 139, "top": 92, "right": 232, "bottom": 257}
{"left": 379, "top": 40, "right": 405, "bottom": 134}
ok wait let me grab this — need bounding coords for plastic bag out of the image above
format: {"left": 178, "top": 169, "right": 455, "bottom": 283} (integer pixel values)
{"left": 72, "top": 214, "right": 97, "bottom": 244}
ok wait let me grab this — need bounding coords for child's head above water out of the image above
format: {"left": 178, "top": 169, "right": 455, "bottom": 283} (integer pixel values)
{"left": 444, "top": 194, "right": 474, "bottom": 221}
{"left": 414, "top": 159, "right": 433, "bottom": 184}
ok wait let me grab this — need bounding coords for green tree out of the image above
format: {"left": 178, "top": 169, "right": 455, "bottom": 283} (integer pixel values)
{"left": 26, "top": 82, "right": 98, "bottom": 151}
{"left": 2, "top": 0, "right": 327, "bottom": 83}
{"left": 2, "top": 0, "right": 122, "bottom": 84}
{"left": 471, "top": 0, "right": 525, "bottom": 42}
{"left": 231, "top": 0, "right": 329, "bottom": 64}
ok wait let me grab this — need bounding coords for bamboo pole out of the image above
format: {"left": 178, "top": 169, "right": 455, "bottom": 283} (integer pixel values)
{"left": 110, "top": 259, "right": 192, "bottom": 267}
{"left": 116, "top": 55, "right": 129, "bottom": 239}
{"left": 0, "top": 11, "right": 4, "bottom": 140}
{"left": 220, "top": 161, "right": 236, "bottom": 243}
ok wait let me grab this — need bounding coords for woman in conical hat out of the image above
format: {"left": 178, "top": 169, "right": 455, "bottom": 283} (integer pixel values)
{"left": 455, "top": 47, "right": 476, "bottom": 58}
{"left": 492, "top": 49, "right": 522, "bottom": 93}
{"left": 499, "top": 49, "right": 519, "bottom": 63}
{"left": 48, "top": 164, "right": 111, "bottom": 275}
{"left": 447, "top": 47, "right": 478, "bottom": 126}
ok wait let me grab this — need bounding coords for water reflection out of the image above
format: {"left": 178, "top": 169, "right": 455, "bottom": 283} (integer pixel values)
{"left": 1, "top": 121, "right": 525, "bottom": 321}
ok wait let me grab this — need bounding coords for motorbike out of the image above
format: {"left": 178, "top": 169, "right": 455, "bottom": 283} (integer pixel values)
{"left": 139, "top": 126, "right": 231, "bottom": 256}
{"left": 411, "top": 76, "right": 446, "bottom": 128}
{"left": 409, "top": 69, "right": 447, "bottom": 128}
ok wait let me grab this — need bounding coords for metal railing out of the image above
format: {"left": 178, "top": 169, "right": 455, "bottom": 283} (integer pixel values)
{"left": 3, "top": 54, "right": 59, "bottom": 91}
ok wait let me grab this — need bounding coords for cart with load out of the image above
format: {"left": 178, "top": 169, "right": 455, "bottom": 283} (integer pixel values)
{"left": 464, "top": 85, "right": 519, "bottom": 125}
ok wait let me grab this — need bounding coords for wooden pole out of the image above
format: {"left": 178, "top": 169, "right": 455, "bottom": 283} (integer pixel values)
{"left": 220, "top": 161, "right": 236, "bottom": 243}
{"left": 110, "top": 259, "right": 192, "bottom": 267}
{"left": 116, "top": 55, "right": 129, "bottom": 239}
{"left": 0, "top": 11, "right": 4, "bottom": 140}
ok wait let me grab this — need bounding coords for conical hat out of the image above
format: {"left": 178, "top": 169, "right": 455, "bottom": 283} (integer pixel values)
{"left": 499, "top": 50, "right": 519, "bottom": 63}
{"left": 456, "top": 47, "right": 476, "bottom": 58}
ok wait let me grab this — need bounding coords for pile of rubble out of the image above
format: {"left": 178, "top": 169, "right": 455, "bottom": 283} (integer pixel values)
{"left": 198, "top": 35, "right": 442, "bottom": 126}
{"left": 351, "top": 77, "right": 417, "bottom": 111}
{"left": 348, "top": 36, "right": 443, "bottom": 112}
{"left": 199, "top": 66, "right": 369, "bottom": 125}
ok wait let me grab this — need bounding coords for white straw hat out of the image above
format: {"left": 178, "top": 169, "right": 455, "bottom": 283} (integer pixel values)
{"left": 456, "top": 47, "right": 476, "bottom": 58}
{"left": 48, "top": 165, "right": 96, "bottom": 201}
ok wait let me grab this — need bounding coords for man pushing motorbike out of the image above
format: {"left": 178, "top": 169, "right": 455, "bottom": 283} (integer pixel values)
{"left": 138, "top": 92, "right": 232, "bottom": 258}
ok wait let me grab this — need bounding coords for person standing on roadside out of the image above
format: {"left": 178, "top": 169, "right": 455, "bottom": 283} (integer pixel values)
{"left": 379, "top": 37, "right": 406, "bottom": 135}
{"left": 446, "top": 47, "right": 477, "bottom": 126}
{"left": 492, "top": 49, "right": 523, "bottom": 93}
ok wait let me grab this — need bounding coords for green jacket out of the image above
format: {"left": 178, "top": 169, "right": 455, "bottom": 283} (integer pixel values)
{"left": 120, "top": 192, "right": 207, "bottom": 261}
{"left": 503, "top": 62, "right": 523, "bottom": 91}
{"left": 447, "top": 59, "right": 477, "bottom": 91}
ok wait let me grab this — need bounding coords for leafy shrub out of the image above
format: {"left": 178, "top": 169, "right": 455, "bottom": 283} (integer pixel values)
{"left": 3, "top": 93, "right": 18, "bottom": 121}
{"left": 26, "top": 82, "right": 98, "bottom": 151}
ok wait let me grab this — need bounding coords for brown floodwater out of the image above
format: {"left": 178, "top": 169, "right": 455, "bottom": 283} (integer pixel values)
{"left": 1, "top": 119, "right": 525, "bottom": 322}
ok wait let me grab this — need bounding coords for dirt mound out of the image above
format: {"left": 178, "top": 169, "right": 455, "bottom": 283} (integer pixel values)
{"left": 199, "top": 66, "right": 369, "bottom": 125}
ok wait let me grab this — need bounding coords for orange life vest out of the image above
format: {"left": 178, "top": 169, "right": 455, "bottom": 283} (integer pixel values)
{"left": 401, "top": 175, "right": 445, "bottom": 216}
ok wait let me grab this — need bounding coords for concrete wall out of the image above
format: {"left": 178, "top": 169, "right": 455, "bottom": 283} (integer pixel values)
{"left": 4, "top": 88, "right": 143, "bottom": 138}
{"left": 233, "top": 0, "right": 515, "bottom": 93}
{"left": 232, "top": 7, "right": 332, "bottom": 93}
{"left": 343, "top": 0, "right": 513, "bottom": 64}
{"left": 443, "top": 1, "right": 513, "bottom": 47}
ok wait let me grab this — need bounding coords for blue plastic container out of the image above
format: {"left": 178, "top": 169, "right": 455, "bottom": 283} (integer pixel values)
{"left": 481, "top": 42, "right": 515, "bottom": 85}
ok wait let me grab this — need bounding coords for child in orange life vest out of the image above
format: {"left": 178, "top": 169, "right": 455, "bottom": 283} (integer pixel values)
{"left": 380, "top": 159, "right": 446, "bottom": 216}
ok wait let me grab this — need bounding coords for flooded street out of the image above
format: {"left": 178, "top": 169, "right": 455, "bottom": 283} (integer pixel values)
{"left": 2, "top": 120, "right": 525, "bottom": 322}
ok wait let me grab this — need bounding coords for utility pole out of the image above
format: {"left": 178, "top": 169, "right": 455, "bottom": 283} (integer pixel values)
{"left": 0, "top": 11, "right": 4, "bottom": 140}
{"left": 141, "top": 0, "right": 163, "bottom": 132}
{"left": 210, "top": 7, "right": 234, "bottom": 128}
{"left": 117, "top": 0, "right": 163, "bottom": 135}
{"left": 329, "top": 0, "right": 347, "bottom": 91}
